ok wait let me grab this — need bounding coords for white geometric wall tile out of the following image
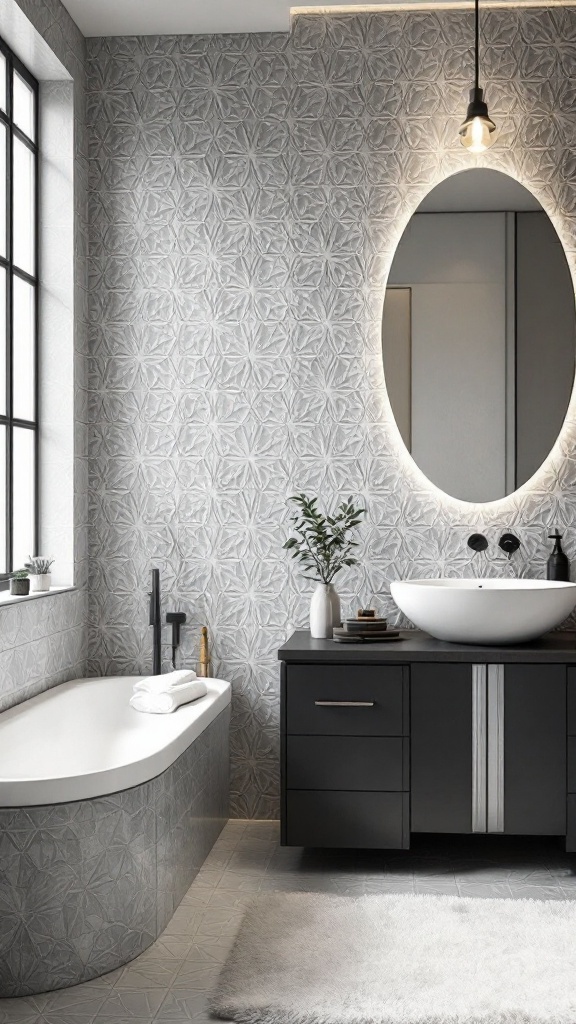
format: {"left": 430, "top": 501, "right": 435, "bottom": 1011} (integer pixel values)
{"left": 87, "top": 9, "right": 576, "bottom": 817}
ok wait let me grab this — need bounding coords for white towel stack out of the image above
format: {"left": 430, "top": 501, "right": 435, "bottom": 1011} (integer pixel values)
{"left": 130, "top": 669, "right": 208, "bottom": 714}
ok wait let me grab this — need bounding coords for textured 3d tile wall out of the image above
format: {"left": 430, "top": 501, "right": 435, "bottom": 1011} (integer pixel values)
{"left": 87, "top": 9, "right": 576, "bottom": 817}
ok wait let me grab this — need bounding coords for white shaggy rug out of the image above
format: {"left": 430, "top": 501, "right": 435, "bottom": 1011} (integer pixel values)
{"left": 210, "top": 891, "right": 576, "bottom": 1024}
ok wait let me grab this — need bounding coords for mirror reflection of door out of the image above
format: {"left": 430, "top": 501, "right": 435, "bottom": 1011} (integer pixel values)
{"left": 382, "top": 170, "right": 576, "bottom": 503}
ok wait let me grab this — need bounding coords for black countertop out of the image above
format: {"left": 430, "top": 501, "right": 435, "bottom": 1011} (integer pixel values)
{"left": 278, "top": 630, "right": 576, "bottom": 663}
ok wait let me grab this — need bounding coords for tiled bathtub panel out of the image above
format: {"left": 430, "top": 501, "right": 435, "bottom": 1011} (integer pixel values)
{"left": 155, "top": 706, "right": 230, "bottom": 928}
{"left": 0, "top": 781, "right": 157, "bottom": 996}
{"left": 0, "top": 710, "right": 229, "bottom": 995}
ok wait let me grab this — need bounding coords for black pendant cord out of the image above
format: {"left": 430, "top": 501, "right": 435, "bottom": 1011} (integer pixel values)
{"left": 474, "top": 0, "right": 480, "bottom": 91}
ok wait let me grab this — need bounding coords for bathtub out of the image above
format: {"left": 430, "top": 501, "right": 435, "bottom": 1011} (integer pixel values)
{"left": 0, "top": 675, "right": 231, "bottom": 997}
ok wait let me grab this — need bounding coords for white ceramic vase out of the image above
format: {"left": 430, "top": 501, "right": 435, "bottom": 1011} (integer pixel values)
{"left": 29, "top": 573, "right": 51, "bottom": 593}
{"left": 329, "top": 586, "right": 341, "bottom": 628}
{"left": 310, "top": 582, "right": 341, "bottom": 638}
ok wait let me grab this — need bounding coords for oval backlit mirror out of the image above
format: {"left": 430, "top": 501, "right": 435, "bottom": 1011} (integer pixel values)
{"left": 382, "top": 169, "right": 576, "bottom": 503}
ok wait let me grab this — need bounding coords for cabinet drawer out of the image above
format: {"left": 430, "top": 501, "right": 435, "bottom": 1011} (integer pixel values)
{"left": 285, "top": 791, "right": 408, "bottom": 848}
{"left": 286, "top": 736, "right": 407, "bottom": 791}
{"left": 286, "top": 665, "right": 405, "bottom": 735}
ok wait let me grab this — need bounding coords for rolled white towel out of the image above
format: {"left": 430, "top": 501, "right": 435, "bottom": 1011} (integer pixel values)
{"left": 133, "top": 669, "right": 197, "bottom": 695}
{"left": 130, "top": 679, "right": 208, "bottom": 714}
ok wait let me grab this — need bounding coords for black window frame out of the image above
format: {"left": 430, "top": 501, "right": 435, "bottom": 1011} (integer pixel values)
{"left": 0, "top": 37, "right": 39, "bottom": 586}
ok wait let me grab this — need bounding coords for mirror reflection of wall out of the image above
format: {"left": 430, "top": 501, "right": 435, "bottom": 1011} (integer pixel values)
{"left": 382, "top": 170, "right": 576, "bottom": 503}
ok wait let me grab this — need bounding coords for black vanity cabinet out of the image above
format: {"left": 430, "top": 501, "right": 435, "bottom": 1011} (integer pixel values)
{"left": 279, "top": 632, "right": 575, "bottom": 850}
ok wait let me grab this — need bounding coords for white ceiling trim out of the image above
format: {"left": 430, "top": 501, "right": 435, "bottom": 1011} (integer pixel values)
{"left": 60, "top": 0, "right": 572, "bottom": 39}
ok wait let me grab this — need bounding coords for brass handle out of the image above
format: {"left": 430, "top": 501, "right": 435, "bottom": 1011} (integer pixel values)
{"left": 314, "top": 700, "right": 375, "bottom": 707}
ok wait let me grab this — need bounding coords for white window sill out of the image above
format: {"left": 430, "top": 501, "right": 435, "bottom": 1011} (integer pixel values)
{"left": 0, "top": 585, "right": 76, "bottom": 608}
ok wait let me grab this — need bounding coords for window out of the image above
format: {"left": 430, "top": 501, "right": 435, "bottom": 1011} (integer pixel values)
{"left": 0, "top": 39, "right": 38, "bottom": 578}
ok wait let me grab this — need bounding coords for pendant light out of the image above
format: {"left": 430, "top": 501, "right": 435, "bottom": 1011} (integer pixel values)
{"left": 459, "top": 0, "right": 496, "bottom": 153}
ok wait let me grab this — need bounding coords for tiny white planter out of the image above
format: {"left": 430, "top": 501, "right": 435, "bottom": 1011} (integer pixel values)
{"left": 29, "top": 573, "right": 51, "bottom": 593}
{"left": 310, "top": 583, "right": 341, "bottom": 639}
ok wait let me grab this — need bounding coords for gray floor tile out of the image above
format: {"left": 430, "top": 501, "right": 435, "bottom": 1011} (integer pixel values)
{"left": 207, "top": 889, "right": 256, "bottom": 911}
{"left": 6, "top": 821, "right": 576, "bottom": 1024}
{"left": 97, "top": 989, "right": 169, "bottom": 1017}
{"left": 507, "top": 883, "right": 575, "bottom": 900}
{"left": 0, "top": 1001, "right": 42, "bottom": 1024}
{"left": 171, "top": 963, "right": 222, "bottom": 992}
{"left": 216, "top": 868, "right": 263, "bottom": 891}
{"left": 32, "top": 984, "right": 111, "bottom": 1016}
{"left": 113, "top": 961, "right": 181, "bottom": 990}
{"left": 456, "top": 880, "right": 514, "bottom": 899}
{"left": 93, "top": 1017, "right": 156, "bottom": 1024}
{"left": 226, "top": 849, "right": 273, "bottom": 873}
{"left": 192, "top": 867, "right": 225, "bottom": 888}
{"left": 43, "top": 1016, "right": 105, "bottom": 1024}
{"left": 331, "top": 877, "right": 415, "bottom": 896}
{"left": 153, "top": 990, "right": 208, "bottom": 1021}
{"left": 179, "top": 888, "right": 213, "bottom": 909}
{"left": 413, "top": 879, "right": 460, "bottom": 896}
{"left": 161, "top": 905, "right": 205, "bottom": 938}
{"left": 134, "top": 937, "right": 196, "bottom": 962}
{"left": 202, "top": 848, "right": 233, "bottom": 870}
{"left": 259, "top": 871, "right": 341, "bottom": 893}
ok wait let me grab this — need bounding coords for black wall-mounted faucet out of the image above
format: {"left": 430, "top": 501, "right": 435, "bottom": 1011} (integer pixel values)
{"left": 149, "top": 568, "right": 162, "bottom": 675}
{"left": 498, "top": 533, "right": 521, "bottom": 559}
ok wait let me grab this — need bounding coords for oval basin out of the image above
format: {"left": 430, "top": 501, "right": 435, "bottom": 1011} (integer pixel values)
{"left": 390, "top": 577, "right": 576, "bottom": 645}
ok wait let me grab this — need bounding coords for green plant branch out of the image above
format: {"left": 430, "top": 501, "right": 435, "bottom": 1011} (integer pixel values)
{"left": 283, "top": 493, "right": 365, "bottom": 585}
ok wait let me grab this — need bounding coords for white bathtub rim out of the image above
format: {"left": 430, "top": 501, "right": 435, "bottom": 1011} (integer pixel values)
{"left": 0, "top": 675, "right": 231, "bottom": 807}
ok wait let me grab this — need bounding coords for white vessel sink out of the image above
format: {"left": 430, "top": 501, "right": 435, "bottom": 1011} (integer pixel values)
{"left": 390, "top": 578, "right": 576, "bottom": 645}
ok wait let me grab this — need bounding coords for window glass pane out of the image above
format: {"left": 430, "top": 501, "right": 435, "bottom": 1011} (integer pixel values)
{"left": 13, "top": 71, "right": 35, "bottom": 141}
{"left": 0, "top": 268, "right": 5, "bottom": 417}
{"left": 12, "top": 426, "right": 34, "bottom": 569}
{"left": 13, "top": 137, "right": 35, "bottom": 276}
{"left": 13, "top": 275, "right": 35, "bottom": 421}
{"left": 0, "top": 121, "right": 6, "bottom": 259}
{"left": 0, "top": 424, "right": 5, "bottom": 574}
{"left": 0, "top": 54, "right": 6, "bottom": 112}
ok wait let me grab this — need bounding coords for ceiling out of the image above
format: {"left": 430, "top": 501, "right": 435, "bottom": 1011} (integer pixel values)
{"left": 59, "top": 0, "right": 337, "bottom": 37}
{"left": 58, "top": 0, "right": 518, "bottom": 38}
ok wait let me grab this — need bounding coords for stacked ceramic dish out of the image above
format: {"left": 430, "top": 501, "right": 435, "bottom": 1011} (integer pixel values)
{"left": 333, "top": 618, "right": 402, "bottom": 644}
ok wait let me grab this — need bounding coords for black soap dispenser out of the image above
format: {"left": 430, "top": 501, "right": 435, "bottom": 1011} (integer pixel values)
{"left": 547, "top": 532, "right": 570, "bottom": 582}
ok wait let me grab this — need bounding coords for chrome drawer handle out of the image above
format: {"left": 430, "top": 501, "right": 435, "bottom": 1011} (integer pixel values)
{"left": 314, "top": 700, "right": 375, "bottom": 707}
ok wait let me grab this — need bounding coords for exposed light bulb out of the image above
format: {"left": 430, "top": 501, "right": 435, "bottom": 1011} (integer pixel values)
{"left": 460, "top": 114, "right": 496, "bottom": 153}
{"left": 458, "top": 88, "right": 496, "bottom": 153}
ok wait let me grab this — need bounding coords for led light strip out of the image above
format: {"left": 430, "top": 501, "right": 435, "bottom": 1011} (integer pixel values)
{"left": 292, "top": 1, "right": 576, "bottom": 16}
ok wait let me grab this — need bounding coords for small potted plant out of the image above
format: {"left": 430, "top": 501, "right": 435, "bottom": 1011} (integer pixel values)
{"left": 10, "top": 569, "right": 30, "bottom": 597}
{"left": 283, "top": 494, "right": 365, "bottom": 639}
{"left": 24, "top": 556, "right": 54, "bottom": 593}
